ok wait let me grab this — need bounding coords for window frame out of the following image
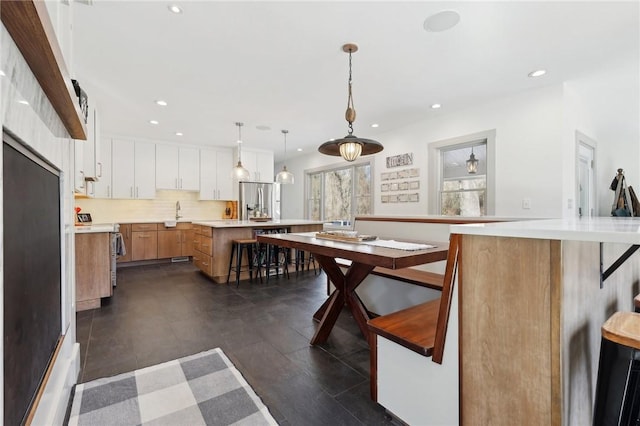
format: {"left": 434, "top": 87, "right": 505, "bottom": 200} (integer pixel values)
{"left": 304, "top": 159, "right": 373, "bottom": 225}
{"left": 428, "top": 130, "right": 496, "bottom": 216}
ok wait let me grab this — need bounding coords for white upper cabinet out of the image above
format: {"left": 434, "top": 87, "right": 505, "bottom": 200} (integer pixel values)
{"left": 199, "top": 148, "right": 233, "bottom": 200}
{"left": 82, "top": 105, "right": 100, "bottom": 181}
{"left": 93, "top": 138, "right": 112, "bottom": 198}
{"left": 111, "top": 139, "right": 155, "bottom": 199}
{"left": 156, "top": 145, "right": 200, "bottom": 191}
{"left": 74, "top": 139, "right": 85, "bottom": 193}
{"left": 237, "top": 148, "right": 274, "bottom": 182}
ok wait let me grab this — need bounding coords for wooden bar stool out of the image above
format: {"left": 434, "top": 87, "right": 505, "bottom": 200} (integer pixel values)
{"left": 226, "top": 239, "right": 257, "bottom": 287}
{"left": 593, "top": 311, "right": 640, "bottom": 425}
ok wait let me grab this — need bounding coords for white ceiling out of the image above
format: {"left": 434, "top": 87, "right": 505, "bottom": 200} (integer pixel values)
{"left": 71, "top": 1, "right": 639, "bottom": 161}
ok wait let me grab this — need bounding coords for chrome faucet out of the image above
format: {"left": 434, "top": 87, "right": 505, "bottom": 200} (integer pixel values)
{"left": 175, "top": 201, "right": 182, "bottom": 220}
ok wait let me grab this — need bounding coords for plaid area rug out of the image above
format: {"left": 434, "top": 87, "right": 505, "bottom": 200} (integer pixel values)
{"left": 68, "top": 348, "right": 277, "bottom": 425}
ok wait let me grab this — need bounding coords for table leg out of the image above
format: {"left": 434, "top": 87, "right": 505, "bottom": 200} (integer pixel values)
{"left": 311, "top": 254, "right": 374, "bottom": 345}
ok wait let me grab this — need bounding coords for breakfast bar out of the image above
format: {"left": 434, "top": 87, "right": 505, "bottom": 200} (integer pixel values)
{"left": 451, "top": 217, "right": 640, "bottom": 426}
{"left": 191, "top": 219, "right": 324, "bottom": 283}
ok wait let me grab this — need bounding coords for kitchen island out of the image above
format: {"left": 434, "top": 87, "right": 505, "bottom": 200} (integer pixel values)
{"left": 450, "top": 217, "right": 640, "bottom": 426}
{"left": 191, "top": 219, "right": 324, "bottom": 283}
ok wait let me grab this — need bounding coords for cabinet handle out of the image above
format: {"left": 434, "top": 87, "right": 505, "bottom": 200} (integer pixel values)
{"left": 107, "top": 185, "right": 110, "bottom": 198}
{"left": 175, "top": 178, "right": 178, "bottom": 189}
{"left": 79, "top": 171, "right": 85, "bottom": 189}
{"left": 180, "top": 178, "right": 183, "bottom": 189}
{"left": 136, "top": 187, "right": 139, "bottom": 198}
{"left": 130, "top": 187, "right": 133, "bottom": 198}
{"left": 97, "top": 162, "right": 102, "bottom": 178}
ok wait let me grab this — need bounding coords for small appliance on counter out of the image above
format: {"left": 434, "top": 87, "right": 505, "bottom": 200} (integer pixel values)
{"left": 75, "top": 207, "right": 92, "bottom": 225}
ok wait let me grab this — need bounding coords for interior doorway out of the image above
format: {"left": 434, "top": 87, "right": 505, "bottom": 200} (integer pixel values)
{"left": 576, "top": 131, "right": 597, "bottom": 217}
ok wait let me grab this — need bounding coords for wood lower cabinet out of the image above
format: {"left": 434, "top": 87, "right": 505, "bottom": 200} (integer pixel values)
{"left": 131, "top": 223, "right": 158, "bottom": 261}
{"left": 158, "top": 223, "right": 193, "bottom": 258}
{"left": 117, "top": 223, "right": 132, "bottom": 263}
{"left": 76, "top": 232, "right": 112, "bottom": 311}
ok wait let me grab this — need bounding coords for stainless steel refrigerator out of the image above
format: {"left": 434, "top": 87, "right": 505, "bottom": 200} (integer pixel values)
{"left": 238, "top": 181, "right": 281, "bottom": 220}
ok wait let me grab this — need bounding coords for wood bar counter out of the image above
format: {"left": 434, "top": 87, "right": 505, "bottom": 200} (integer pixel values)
{"left": 191, "top": 219, "right": 323, "bottom": 283}
{"left": 451, "top": 217, "right": 640, "bottom": 426}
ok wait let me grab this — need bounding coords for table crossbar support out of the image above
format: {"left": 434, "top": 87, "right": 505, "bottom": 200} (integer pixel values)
{"left": 600, "top": 242, "right": 640, "bottom": 288}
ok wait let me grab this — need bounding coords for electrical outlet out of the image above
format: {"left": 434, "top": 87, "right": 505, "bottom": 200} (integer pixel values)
{"left": 522, "top": 198, "right": 531, "bottom": 209}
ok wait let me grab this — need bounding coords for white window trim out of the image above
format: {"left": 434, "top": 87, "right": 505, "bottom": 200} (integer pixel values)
{"left": 304, "top": 158, "right": 373, "bottom": 224}
{"left": 428, "top": 129, "right": 496, "bottom": 215}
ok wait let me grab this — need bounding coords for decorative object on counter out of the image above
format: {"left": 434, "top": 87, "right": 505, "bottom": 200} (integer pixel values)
{"left": 315, "top": 230, "right": 377, "bottom": 243}
{"left": 232, "top": 122, "right": 250, "bottom": 181}
{"left": 610, "top": 168, "right": 635, "bottom": 217}
{"left": 466, "top": 146, "right": 478, "bottom": 174}
{"left": 75, "top": 206, "right": 93, "bottom": 225}
{"left": 275, "top": 129, "right": 294, "bottom": 184}
{"left": 318, "top": 43, "right": 383, "bottom": 162}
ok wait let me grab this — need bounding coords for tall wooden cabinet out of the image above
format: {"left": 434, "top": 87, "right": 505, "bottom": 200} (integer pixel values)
{"left": 75, "top": 232, "right": 112, "bottom": 311}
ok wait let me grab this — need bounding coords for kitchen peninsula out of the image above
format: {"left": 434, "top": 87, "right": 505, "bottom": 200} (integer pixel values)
{"left": 192, "top": 219, "right": 324, "bottom": 283}
{"left": 450, "top": 217, "right": 640, "bottom": 425}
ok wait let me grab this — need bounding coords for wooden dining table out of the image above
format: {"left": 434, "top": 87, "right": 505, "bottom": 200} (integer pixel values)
{"left": 256, "top": 232, "right": 449, "bottom": 345}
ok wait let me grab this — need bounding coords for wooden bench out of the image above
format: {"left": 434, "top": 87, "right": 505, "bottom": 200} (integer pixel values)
{"left": 366, "top": 234, "right": 460, "bottom": 401}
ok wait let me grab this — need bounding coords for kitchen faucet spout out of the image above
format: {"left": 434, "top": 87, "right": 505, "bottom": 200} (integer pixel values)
{"left": 175, "top": 201, "right": 182, "bottom": 220}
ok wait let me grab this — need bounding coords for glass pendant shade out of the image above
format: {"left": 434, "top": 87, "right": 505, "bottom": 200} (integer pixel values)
{"left": 318, "top": 43, "right": 383, "bottom": 162}
{"left": 466, "top": 149, "right": 478, "bottom": 174}
{"left": 276, "top": 129, "right": 294, "bottom": 184}
{"left": 275, "top": 166, "right": 294, "bottom": 184}
{"left": 232, "top": 122, "right": 250, "bottom": 180}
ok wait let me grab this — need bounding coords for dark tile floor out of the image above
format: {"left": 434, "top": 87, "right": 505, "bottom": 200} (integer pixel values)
{"left": 74, "top": 262, "right": 394, "bottom": 425}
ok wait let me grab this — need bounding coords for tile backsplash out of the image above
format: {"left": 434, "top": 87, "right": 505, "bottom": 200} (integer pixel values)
{"left": 75, "top": 190, "right": 228, "bottom": 223}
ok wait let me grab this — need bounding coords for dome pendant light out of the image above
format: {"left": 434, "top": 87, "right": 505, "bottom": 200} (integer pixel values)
{"left": 466, "top": 146, "right": 478, "bottom": 174}
{"left": 318, "top": 43, "right": 383, "bottom": 162}
{"left": 275, "top": 129, "right": 294, "bottom": 184}
{"left": 232, "top": 122, "right": 250, "bottom": 181}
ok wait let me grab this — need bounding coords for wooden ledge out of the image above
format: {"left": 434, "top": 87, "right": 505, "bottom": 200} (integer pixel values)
{"left": 2, "top": 0, "right": 86, "bottom": 139}
{"left": 368, "top": 300, "right": 440, "bottom": 357}
{"left": 335, "top": 258, "right": 444, "bottom": 290}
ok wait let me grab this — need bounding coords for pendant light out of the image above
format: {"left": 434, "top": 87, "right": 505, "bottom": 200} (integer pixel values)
{"left": 275, "top": 129, "right": 294, "bottom": 184}
{"left": 232, "top": 122, "right": 250, "bottom": 180}
{"left": 318, "top": 43, "right": 383, "bottom": 162}
{"left": 466, "top": 146, "right": 478, "bottom": 174}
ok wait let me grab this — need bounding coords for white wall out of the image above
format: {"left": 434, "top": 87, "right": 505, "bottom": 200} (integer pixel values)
{"left": 562, "top": 56, "right": 640, "bottom": 217}
{"left": 280, "top": 84, "right": 565, "bottom": 219}
{"left": 279, "top": 57, "right": 640, "bottom": 220}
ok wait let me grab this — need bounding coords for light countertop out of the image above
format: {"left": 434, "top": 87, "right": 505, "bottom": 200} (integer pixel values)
{"left": 74, "top": 223, "right": 120, "bottom": 233}
{"left": 193, "top": 219, "right": 325, "bottom": 229}
{"left": 450, "top": 217, "right": 640, "bottom": 244}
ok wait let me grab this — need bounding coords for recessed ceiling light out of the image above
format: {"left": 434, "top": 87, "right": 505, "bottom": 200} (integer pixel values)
{"left": 528, "top": 69, "right": 547, "bottom": 78}
{"left": 371, "top": 123, "right": 379, "bottom": 128}
{"left": 155, "top": 100, "right": 168, "bottom": 106}
{"left": 18, "top": 100, "right": 29, "bottom": 105}
{"left": 175, "top": 132, "right": 183, "bottom": 136}
{"left": 0, "top": 70, "right": 5, "bottom": 77}
{"left": 149, "top": 120, "right": 159, "bottom": 125}
{"left": 297, "top": 148, "right": 302, "bottom": 152}
{"left": 431, "top": 103, "right": 442, "bottom": 109}
{"left": 424, "top": 10, "right": 460, "bottom": 32}
{"left": 168, "top": 5, "right": 182, "bottom": 14}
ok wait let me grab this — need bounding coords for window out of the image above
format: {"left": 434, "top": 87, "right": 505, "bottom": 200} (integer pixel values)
{"left": 440, "top": 143, "right": 486, "bottom": 216}
{"left": 428, "top": 130, "right": 495, "bottom": 216}
{"left": 306, "top": 162, "right": 372, "bottom": 224}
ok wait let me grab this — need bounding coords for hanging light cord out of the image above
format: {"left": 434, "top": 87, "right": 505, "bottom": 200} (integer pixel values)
{"left": 345, "top": 48, "right": 356, "bottom": 136}
{"left": 236, "top": 122, "right": 243, "bottom": 162}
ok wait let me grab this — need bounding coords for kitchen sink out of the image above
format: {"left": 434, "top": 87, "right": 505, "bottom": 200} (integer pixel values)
{"left": 164, "top": 220, "right": 177, "bottom": 227}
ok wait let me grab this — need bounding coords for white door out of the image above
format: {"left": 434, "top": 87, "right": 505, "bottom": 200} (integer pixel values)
{"left": 216, "top": 149, "right": 234, "bottom": 199}
{"left": 576, "top": 133, "right": 596, "bottom": 217}
{"left": 178, "top": 147, "right": 200, "bottom": 191}
{"left": 199, "top": 148, "right": 217, "bottom": 200}
{"left": 156, "top": 144, "right": 179, "bottom": 189}
{"left": 94, "top": 138, "right": 112, "bottom": 198}
{"left": 134, "top": 141, "right": 156, "bottom": 199}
